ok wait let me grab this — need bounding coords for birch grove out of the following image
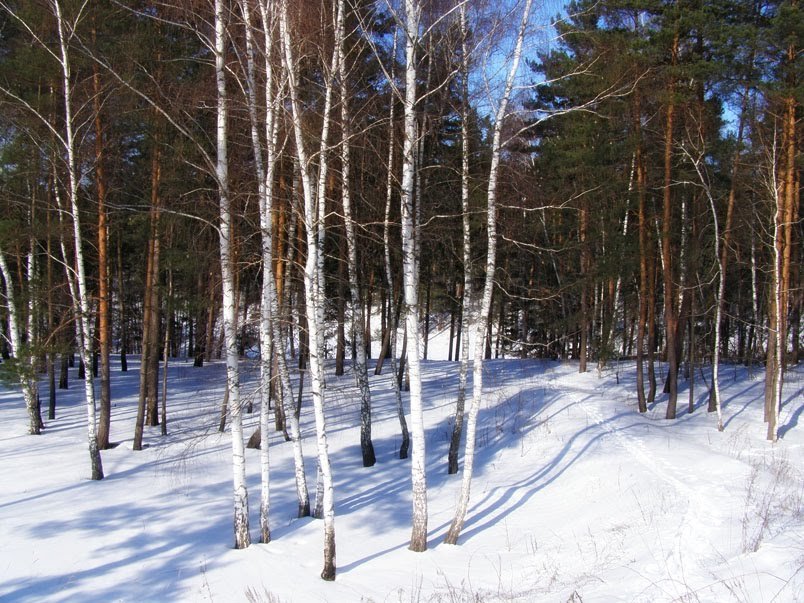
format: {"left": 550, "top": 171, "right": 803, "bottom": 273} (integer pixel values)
{"left": 0, "top": 0, "right": 799, "bottom": 585}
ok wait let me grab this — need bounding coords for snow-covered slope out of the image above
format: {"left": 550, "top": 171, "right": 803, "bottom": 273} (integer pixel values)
{"left": 1, "top": 355, "right": 802, "bottom": 602}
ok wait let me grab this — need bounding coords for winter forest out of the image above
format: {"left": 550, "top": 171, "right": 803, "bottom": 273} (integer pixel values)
{"left": 0, "top": 0, "right": 802, "bottom": 600}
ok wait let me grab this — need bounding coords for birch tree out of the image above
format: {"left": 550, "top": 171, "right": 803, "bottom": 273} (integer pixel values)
{"left": 280, "top": 0, "right": 336, "bottom": 579}
{"left": 239, "top": 0, "right": 273, "bottom": 543}
{"left": 445, "top": 0, "right": 533, "bottom": 545}
{"left": 400, "top": 0, "right": 428, "bottom": 553}
{"left": 447, "top": 1, "right": 472, "bottom": 476}
{"left": 50, "top": 0, "right": 105, "bottom": 480}
{"left": 239, "top": 0, "right": 310, "bottom": 540}
{"left": 214, "top": 0, "right": 250, "bottom": 549}
{"left": 381, "top": 29, "right": 410, "bottom": 460}
{"left": 0, "top": 241, "right": 41, "bottom": 435}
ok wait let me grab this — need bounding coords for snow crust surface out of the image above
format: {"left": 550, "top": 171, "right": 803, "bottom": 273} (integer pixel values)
{"left": 1, "top": 343, "right": 802, "bottom": 602}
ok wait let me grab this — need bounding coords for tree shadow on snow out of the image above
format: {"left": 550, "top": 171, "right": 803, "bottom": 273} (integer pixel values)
{"left": 3, "top": 479, "right": 236, "bottom": 602}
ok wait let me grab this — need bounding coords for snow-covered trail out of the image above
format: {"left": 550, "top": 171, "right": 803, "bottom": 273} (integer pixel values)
{"left": 542, "top": 364, "right": 803, "bottom": 602}
{"left": 549, "top": 376, "right": 711, "bottom": 590}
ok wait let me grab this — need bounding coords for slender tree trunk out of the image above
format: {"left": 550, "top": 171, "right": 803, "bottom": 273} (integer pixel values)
{"left": 160, "top": 269, "right": 173, "bottom": 436}
{"left": 701, "top": 88, "right": 749, "bottom": 427}
{"left": 54, "top": 0, "right": 103, "bottom": 479}
{"left": 280, "top": 0, "right": 335, "bottom": 577}
{"left": 767, "top": 73, "right": 798, "bottom": 441}
{"left": 579, "top": 200, "right": 589, "bottom": 373}
{"left": 448, "top": 3, "right": 472, "bottom": 475}
{"left": 423, "top": 265, "right": 432, "bottom": 360}
{"left": 92, "top": 33, "right": 112, "bottom": 451}
{"left": 688, "top": 294, "right": 695, "bottom": 415}
{"left": 113, "top": 236, "right": 126, "bottom": 374}
{"left": 134, "top": 141, "right": 161, "bottom": 451}
{"left": 446, "top": 0, "right": 533, "bottom": 545}
{"left": 647, "top": 259, "right": 657, "bottom": 404}
{"left": 214, "top": 0, "right": 249, "bottom": 549}
{"left": 337, "top": 3, "right": 375, "bottom": 467}
{"left": 401, "top": 0, "right": 428, "bottom": 553}
{"left": 663, "top": 30, "right": 680, "bottom": 420}
{"left": 46, "top": 208, "right": 57, "bottom": 419}
{"left": 146, "top": 239, "right": 161, "bottom": 426}
{"left": 380, "top": 31, "right": 409, "bottom": 457}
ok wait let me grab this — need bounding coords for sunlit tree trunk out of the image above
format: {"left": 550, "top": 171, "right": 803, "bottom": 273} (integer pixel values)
{"left": 445, "top": 0, "right": 533, "bottom": 546}
{"left": 280, "top": 0, "right": 335, "bottom": 578}
{"left": 134, "top": 139, "right": 161, "bottom": 451}
{"left": 401, "top": 0, "right": 428, "bottom": 553}
{"left": 240, "top": 0, "right": 273, "bottom": 544}
{"left": 766, "top": 82, "right": 798, "bottom": 442}
{"left": 92, "top": 27, "right": 112, "bottom": 451}
{"left": 0, "top": 247, "right": 41, "bottom": 435}
{"left": 214, "top": 0, "right": 249, "bottom": 549}
{"left": 54, "top": 0, "right": 103, "bottom": 480}
{"left": 448, "top": 2, "right": 472, "bottom": 475}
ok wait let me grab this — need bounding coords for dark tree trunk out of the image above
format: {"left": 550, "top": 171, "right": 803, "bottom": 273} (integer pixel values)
{"left": 579, "top": 201, "right": 589, "bottom": 373}
{"left": 398, "top": 327, "right": 408, "bottom": 391}
{"left": 423, "top": 263, "right": 432, "bottom": 360}
{"left": 448, "top": 284, "right": 456, "bottom": 362}
{"left": 662, "top": 30, "right": 680, "bottom": 420}
{"left": 117, "top": 233, "right": 128, "bottom": 372}
{"left": 93, "top": 50, "right": 112, "bottom": 451}
{"left": 375, "top": 290, "right": 402, "bottom": 375}
{"left": 59, "top": 354, "right": 68, "bottom": 389}
{"left": 335, "top": 258, "right": 346, "bottom": 376}
{"left": 647, "top": 261, "right": 657, "bottom": 404}
{"left": 48, "top": 353, "right": 56, "bottom": 420}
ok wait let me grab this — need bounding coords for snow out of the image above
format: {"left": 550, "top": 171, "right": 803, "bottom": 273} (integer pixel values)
{"left": 1, "top": 338, "right": 803, "bottom": 602}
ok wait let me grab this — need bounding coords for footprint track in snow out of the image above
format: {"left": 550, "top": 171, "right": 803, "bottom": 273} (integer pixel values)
{"left": 544, "top": 370, "right": 716, "bottom": 592}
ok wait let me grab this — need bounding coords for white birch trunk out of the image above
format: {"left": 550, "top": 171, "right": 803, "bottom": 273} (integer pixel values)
{"left": 750, "top": 229, "right": 759, "bottom": 362}
{"left": 280, "top": 1, "right": 335, "bottom": 578}
{"left": 706, "top": 180, "right": 725, "bottom": 431}
{"left": 445, "top": 0, "right": 533, "bottom": 545}
{"left": 683, "top": 141, "right": 726, "bottom": 429}
{"left": 382, "top": 29, "right": 409, "bottom": 459}
{"left": 0, "top": 248, "right": 21, "bottom": 358}
{"left": 240, "top": 0, "right": 273, "bottom": 543}
{"left": 214, "top": 0, "right": 249, "bottom": 549}
{"left": 25, "top": 226, "right": 41, "bottom": 432}
{"left": 448, "top": 3, "right": 473, "bottom": 476}
{"left": 401, "top": 0, "right": 428, "bottom": 553}
{"left": 768, "top": 143, "right": 784, "bottom": 443}
{"left": 0, "top": 246, "right": 39, "bottom": 435}
{"left": 54, "top": 0, "right": 103, "bottom": 480}
{"left": 256, "top": 0, "right": 310, "bottom": 520}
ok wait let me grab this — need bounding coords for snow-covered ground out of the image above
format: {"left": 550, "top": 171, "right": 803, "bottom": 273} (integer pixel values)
{"left": 1, "top": 344, "right": 802, "bottom": 602}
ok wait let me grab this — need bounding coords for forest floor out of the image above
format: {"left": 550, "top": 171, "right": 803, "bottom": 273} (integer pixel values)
{"left": 1, "top": 346, "right": 803, "bottom": 602}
